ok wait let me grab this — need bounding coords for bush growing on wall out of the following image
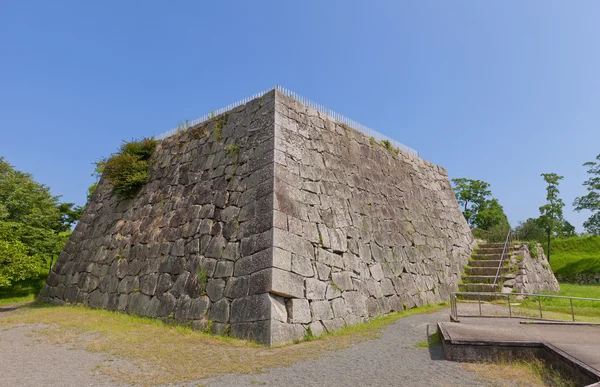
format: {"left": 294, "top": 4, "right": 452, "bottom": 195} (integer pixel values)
{"left": 101, "top": 138, "right": 157, "bottom": 199}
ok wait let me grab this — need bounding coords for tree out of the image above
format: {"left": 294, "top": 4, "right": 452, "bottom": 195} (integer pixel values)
{"left": 559, "top": 220, "right": 577, "bottom": 238}
{"left": 538, "top": 173, "right": 565, "bottom": 262}
{"left": 515, "top": 218, "right": 545, "bottom": 242}
{"left": 451, "top": 178, "right": 492, "bottom": 226}
{"left": 573, "top": 154, "right": 600, "bottom": 235}
{"left": 0, "top": 157, "right": 81, "bottom": 287}
{"left": 472, "top": 198, "right": 509, "bottom": 231}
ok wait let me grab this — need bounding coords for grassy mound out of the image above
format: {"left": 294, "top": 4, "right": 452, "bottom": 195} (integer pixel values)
{"left": 550, "top": 236, "right": 600, "bottom": 279}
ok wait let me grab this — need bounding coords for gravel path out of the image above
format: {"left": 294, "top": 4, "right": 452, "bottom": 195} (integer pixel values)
{"left": 0, "top": 305, "right": 493, "bottom": 387}
{"left": 0, "top": 324, "right": 121, "bottom": 387}
{"left": 200, "top": 309, "right": 489, "bottom": 387}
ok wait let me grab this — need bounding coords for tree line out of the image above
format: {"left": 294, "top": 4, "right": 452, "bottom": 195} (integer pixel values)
{"left": 0, "top": 158, "right": 81, "bottom": 289}
{"left": 452, "top": 153, "right": 600, "bottom": 261}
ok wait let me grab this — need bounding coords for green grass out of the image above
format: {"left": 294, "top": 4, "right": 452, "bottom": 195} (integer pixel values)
{"left": 0, "top": 276, "right": 45, "bottom": 303}
{"left": 517, "top": 283, "right": 600, "bottom": 319}
{"left": 0, "top": 294, "right": 35, "bottom": 306}
{"left": 549, "top": 235, "right": 600, "bottom": 278}
{"left": 414, "top": 331, "right": 441, "bottom": 348}
{"left": 463, "top": 358, "right": 575, "bottom": 387}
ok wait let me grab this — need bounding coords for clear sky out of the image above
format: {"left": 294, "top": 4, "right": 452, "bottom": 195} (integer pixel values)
{"left": 1, "top": 1, "right": 599, "bottom": 230}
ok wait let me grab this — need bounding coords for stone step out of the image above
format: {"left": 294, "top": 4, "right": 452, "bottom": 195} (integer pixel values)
{"left": 462, "top": 275, "right": 509, "bottom": 284}
{"left": 478, "top": 243, "right": 506, "bottom": 249}
{"left": 459, "top": 283, "right": 501, "bottom": 292}
{"left": 469, "top": 259, "right": 505, "bottom": 268}
{"left": 465, "top": 267, "right": 509, "bottom": 276}
{"left": 476, "top": 247, "right": 510, "bottom": 255}
{"left": 471, "top": 253, "right": 511, "bottom": 260}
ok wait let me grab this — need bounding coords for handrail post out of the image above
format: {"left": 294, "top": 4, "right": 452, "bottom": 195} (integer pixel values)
{"left": 493, "top": 229, "right": 512, "bottom": 287}
{"left": 507, "top": 293, "right": 512, "bottom": 318}
{"left": 478, "top": 293, "right": 481, "bottom": 316}
{"left": 570, "top": 298, "right": 574, "bottom": 322}
{"left": 538, "top": 296, "right": 543, "bottom": 319}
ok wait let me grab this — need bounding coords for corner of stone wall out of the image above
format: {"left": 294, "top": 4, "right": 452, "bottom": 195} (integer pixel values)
{"left": 266, "top": 90, "right": 475, "bottom": 345}
{"left": 502, "top": 243, "right": 560, "bottom": 294}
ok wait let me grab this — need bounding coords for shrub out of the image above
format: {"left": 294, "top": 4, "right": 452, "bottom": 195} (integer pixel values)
{"left": 102, "top": 138, "right": 157, "bottom": 199}
{"left": 381, "top": 140, "right": 393, "bottom": 151}
{"left": 529, "top": 243, "right": 540, "bottom": 258}
{"left": 196, "top": 265, "right": 208, "bottom": 295}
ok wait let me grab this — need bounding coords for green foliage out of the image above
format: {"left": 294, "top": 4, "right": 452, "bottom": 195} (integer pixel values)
{"left": 213, "top": 118, "right": 225, "bottom": 141}
{"left": 549, "top": 235, "right": 600, "bottom": 279}
{"left": 472, "top": 223, "right": 509, "bottom": 243}
{"left": 451, "top": 178, "right": 492, "bottom": 226}
{"left": 452, "top": 178, "right": 509, "bottom": 240}
{"left": 380, "top": 140, "right": 393, "bottom": 150}
{"left": 519, "top": 283, "right": 600, "bottom": 318}
{"left": 196, "top": 265, "right": 208, "bottom": 295}
{"left": 515, "top": 217, "right": 545, "bottom": 243}
{"left": 369, "top": 137, "right": 376, "bottom": 147}
{"left": 225, "top": 144, "right": 240, "bottom": 159}
{"left": 0, "top": 240, "right": 41, "bottom": 287}
{"left": 0, "top": 157, "right": 82, "bottom": 232}
{"left": 538, "top": 173, "right": 565, "bottom": 261}
{"left": 573, "top": 154, "right": 600, "bottom": 235}
{"left": 204, "top": 320, "right": 213, "bottom": 334}
{"left": 0, "top": 158, "right": 80, "bottom": 291}
{"left": 472, "top": 198, "right": 509, "bottom": 231}
{"left": 101, "top": 138, "right": 156, "bottom": 199}
{"left": 528, "top": 243, "right": 540, "bottom": 258}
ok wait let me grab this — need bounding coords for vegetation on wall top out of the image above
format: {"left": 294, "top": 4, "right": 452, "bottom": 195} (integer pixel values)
{"left": 96, "top": 138, "right": 157, "bottom": 200}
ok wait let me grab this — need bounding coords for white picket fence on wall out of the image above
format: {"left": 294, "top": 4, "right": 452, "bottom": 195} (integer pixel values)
{"left": 154, "top": 85, "right": 418, "bottom": 157}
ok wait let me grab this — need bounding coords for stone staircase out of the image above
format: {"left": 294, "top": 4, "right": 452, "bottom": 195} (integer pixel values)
{"left": 459, "top": 242, "right": 513, "bottom": 300}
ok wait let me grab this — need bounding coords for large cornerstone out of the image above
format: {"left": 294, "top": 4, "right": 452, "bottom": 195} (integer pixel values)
{"left": 41, "top": 90, "right": 475, "bottom": 345}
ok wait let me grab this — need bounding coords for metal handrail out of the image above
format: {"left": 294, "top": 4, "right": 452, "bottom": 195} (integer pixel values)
{"left": 449, "top": 291, "right": 600, "bottom": 322}
{"left": 492, "top": 229, "right": 513, "bottom": 287}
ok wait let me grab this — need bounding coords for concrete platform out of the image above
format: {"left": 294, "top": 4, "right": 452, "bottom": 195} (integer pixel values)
{"left": 439, "top": 317, "right": 600, "bottom": 386}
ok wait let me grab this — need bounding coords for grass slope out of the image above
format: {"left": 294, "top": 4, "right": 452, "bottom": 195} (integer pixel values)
{"left": 517, "top": 283, "right": 600, "bottom": 319}
{"left": 550, "top": 236, "right": 600, "bottom": 279}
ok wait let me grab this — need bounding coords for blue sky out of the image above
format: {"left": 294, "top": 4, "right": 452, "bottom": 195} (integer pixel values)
{"left": 1, "top": 1, "right": 599, "bottom": 230}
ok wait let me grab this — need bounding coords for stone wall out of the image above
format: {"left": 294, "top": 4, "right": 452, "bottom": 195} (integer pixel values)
{"left": 269, "top": 92, "right": 475, "bottom": 341}
{"left": 41, "top": 90, "right": 475, "bottom": 345}
{"left": 41, "top": 91, "right": 278, "bottom": 343}
{"left": 500, "top": 243, "right": 560, "bottom": 294}
{"left": 557, "top": 273, "right": 600, "bottom": 284}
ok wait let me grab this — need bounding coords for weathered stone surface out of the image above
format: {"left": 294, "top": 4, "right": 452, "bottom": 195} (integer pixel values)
{"left": 286, "top": 298, "right": 311, "bottom": 324}
{"left": 271, "top": 268, "right": 304, "bottom": 299}
{"left": 306, "top": 278, "right": 328, "bottom": 301}
{"left": 41, "top": 89, "right": 475, "bottom": 346}
{"left": 310, "top": 300, "right": 334, "bottom": 321}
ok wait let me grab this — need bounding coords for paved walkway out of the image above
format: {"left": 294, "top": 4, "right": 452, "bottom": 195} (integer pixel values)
{"left": 440, "top": 317, "right": 600, "bottom": 375}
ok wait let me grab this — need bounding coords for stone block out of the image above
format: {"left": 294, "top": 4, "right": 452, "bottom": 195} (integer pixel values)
{"left": 206, "top": 279, "right": 225, "bottom": 301}
{"left": 331, "top": 271, "right": 353, "bottom": 291}
{"left": 271, "top": 268, "right": 304, "bottom": 299}
{"left": 210, "top": 298, "right": 230, "bottom": 322}
{"left": 230, "top": 293, "right": 272, "bottom": 323}
{"left": 308, "top": 321, "right": 325, "bottom": 337}
{"left": 310, "top": 300, "right": 333, "bottom": 321}
{"left": 322, "top": 318, "right": 345, "bottom": 333}
{"left": 286, "top": 299, "right": 311, "bottom": 324}
{"left": 270, "top": 320, "right": 306, "bottom": 345}
{"left": 291, "top": 254, "right": 314, "bottom": 277}
{"left": 305, "top": 278, "right": 327, "bottom": 300}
